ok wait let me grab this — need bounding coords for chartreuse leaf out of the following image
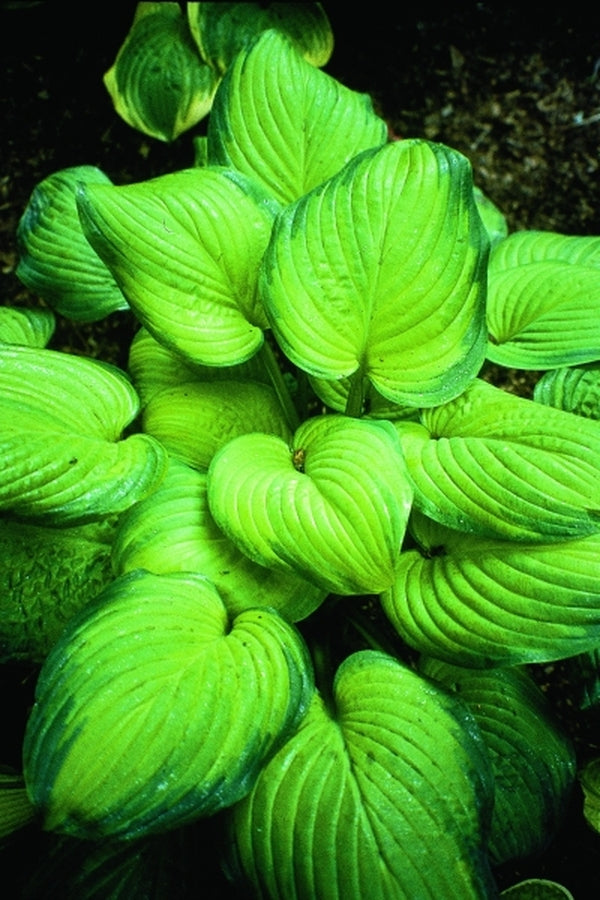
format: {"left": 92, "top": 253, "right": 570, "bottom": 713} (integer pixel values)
{"left": 473, "top": 186, "right": 508, "bottom": 249}
{"left": 0, "top": 344, "right": 167, "bottom": 523}
{"left": 188, "top": 2, "right": 333, "bottom": 75}
{"left": 261, "top": 139, "right": 488, "bottom": 409}
{"left": 381, "top": 511, "right": 600, "bottom": 667}
{"left": 207, "top": 29, "right": 388, "bottom": 205}
{"left": 207, "top": 415, "right": 412, "bottom": 595}
{"left": 127, "top": 326, "right": 270, "bottom": 407}
{"left": 420, "top": 658, "right": 576, "bottom": 866}
{"left": 112, "top": 457, "right": 326, "bottom": 622}
{"left": 486, "top": 230, "right": 600, "bottom": 369}
{"left": 0, "top": 306, "right": 55, "bottom": 347}
{"left": 142, "top": 380, "right": 291, "bottom": 471}
{"left": 103, "top": 3, "right": 219, "bottom": 142}
{"left": 77, "top": 167, "right": 279, "bottom": 367}
{"left": 0, "top": 771, "right": 36, "bottom": 838}
{"left": 534, "top": 362, "right": 600, "bottom": 419}
{"left": 0, "top": 516, "right": 114, "bottom": 663}
{"left": 23, "top": 570, "right": 314, "bottom": 840}
{"left": 16, "top": 167, "right": 127, "bottom": 322}
{"left": 225, "top": 650, "right": 496, "bottom": 899}
{"left": 395, "top": 378, "right": 600, "bottom": 541}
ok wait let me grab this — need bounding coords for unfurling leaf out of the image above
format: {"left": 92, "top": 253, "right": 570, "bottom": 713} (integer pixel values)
{"left": 225, "top": 650, "right": 496, "bottom": 899}
{"left": 207, "top": 415, "right": 413, "bottom": 595}
{"left": 23, "top": 570, "right": 314, "bottom": 839}
{"left": 261, "top": 139, "right": 488, "bottom": 408}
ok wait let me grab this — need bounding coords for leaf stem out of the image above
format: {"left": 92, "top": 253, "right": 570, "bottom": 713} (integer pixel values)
{"left": 259, "top": 337, "right": 301, "bottom": 432}
{"left": 344, "top": 369, "right": 367, "bottom": 417}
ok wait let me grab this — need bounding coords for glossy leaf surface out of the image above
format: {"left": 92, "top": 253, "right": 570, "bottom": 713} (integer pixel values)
{"left": 208, "top": 415, "right": 412, "bottom": 594}
{"left": 261, "top": 139, "right": 488, "bottom": 407}
{"left": 23, "top": 570, "right": 314, "bottom": 839}
{"left": 77, "top": 167, "right": 278, "bottom": 366}
{"left": 226, "top": 650, "right": 496, "bottom": 899}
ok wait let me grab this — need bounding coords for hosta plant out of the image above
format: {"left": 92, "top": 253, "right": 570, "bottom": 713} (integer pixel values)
{"left": 3, "top": 16, "right": 600, "bottom": 900}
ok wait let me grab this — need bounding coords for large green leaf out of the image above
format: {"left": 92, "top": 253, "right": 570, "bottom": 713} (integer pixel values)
{"left": 225, "top": 650, "right": 496, "bottom": 899}
{"left": 420, "top": 658, "right": 576, "bottom": 866}
{"left": 0, "top": 516, "right": 114, "bottom": 663}
{"left": 112, "top": 457, "right": 326, "bottom": 622}
{"left": 103, "top": 3, "right": 219, "bottom": 141}
{"left": 23, "top": 570, "right": 314, "bottom": 839}
{"left": 486, "top": 230, "right": 600, "bottom": 369}
{"left": 188, "top": 2, "right": 333, "bottom": 75}
{"left": 16, "top": 167, "right": 127, "bottom": 322}
{"left": 77, "top": 167, "right": 279, "bottom": 367}
{"left": 381, "top": 512, "right": 600, "bottom": 666}
{"left": 533, "top": 362, "right": 600, "bottom": 418}
{"left": 0, "top": 306, "right": 55, "bottom": 347}
{"left": 261, "top": 139, "right": 488, "bottom": 409}
{"left": 207, "top": 415, "right": 413, "bottom": 595}
{"left": 395, "top": 378, "right": 600, "bottom": 541}
{"left": 0, "top": 344, "right": 167, "bottom": 522}
{"left": 207, "top": 29, "right": 388, "bottom": 205}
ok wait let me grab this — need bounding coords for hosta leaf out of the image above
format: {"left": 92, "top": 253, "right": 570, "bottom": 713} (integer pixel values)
{"left": 16, "top": 167, "right": 127, "bottom": 322}
{"left": 0, "top": 306, "right": 55, "bottom": 347}
{"left": 113, "top": 457, "right": 326, "bottom": 622}
{"left": 0, "top": 516, "right": 114, "bottom": 663}
{"left": 127, "top": 326, "right": 270, "bottom": 407}
{"left": 207, "top": 29, "right": 388, "bottom": 205}
{"left": 23, "top": 570, "right": 314, "bottom": 839}
{"left": 0, "top": 771, "right": 36, "bottom": 838}
{"left": 486, "top": 230, "right": 600, "bottom": 369}
{"left": 188, "top": 2, "right": 333, "bottom": 75}
{"left": 142, "top": 380, "right": 291, "bottom": 471}
{"left": 0, "top": 344, "right": 167, "bottom": 522}
{"left": 533, "top": 362, "right": 600, "bottom": 418}
{"left": 261, "top": 139, "right": 488, "bottom": 408}
{"left": 381, "top": 514, "right": 600, "bottom": 666}
{"left": 395, "top": 378, "right": 600, "bottom": 541}
{"left": 103, "top": 3, "right": 219, "bottom": 141}
{"left": 500, "top": 881, "right": 574, "bottom": 899}
{"left": 473, "top": 185, "right": 508, "bottom": 249}
{"left": 580, "top": 757, "right": 600, "bottom": 835}
{"left": 420, "top": 658, "right": 576, "bottom": 865}
{"left": 77, "top": 167, "right": 279, "bottom": 366}
{"left": 225, "top": 650, "right": 496, "bottom": 899}
{"left": 207, "top": 415, "right": 413, "bottom": 595}
{"left": 308, "top": 373, "right": 419, "bottom": 420}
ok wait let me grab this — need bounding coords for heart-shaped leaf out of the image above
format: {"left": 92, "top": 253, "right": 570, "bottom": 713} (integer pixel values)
{"left": 381, "top": 512, "right": 600, "bottom": 666}
{"left": 113, "top": 457, "right": 327, "bottom": 622}
{"left": 103, "top": 3, "right": 219, "bottom": 141}
{"left": 261, "top": 139, "right": 488, "bottom": 409}
{"left": 188, "top": 3, "right": 333, "bottom": 75}
{"left": 395, "top": 377, "right": 600, "bottom": 540}
{"left": 23, "top": 570, "right": 314, "bottom": 839}
{"left": 16, "top": 166, "right": 127, "bottom": 322}
{"left": 420, "top": 658, "right": 576, "bottom": 866}
{"left": 207, "top": 29, "right": 388, "bottom": 205}
{"left": 486, "top": 230, "right": 600, "bottom": 369}
{"left": 0, "top": 344, "right": 167, "bottom": 523}
{"left": 77, "top": 167, "right": 279, "bottom": 366}
{"left": 225, "top": 650, "right": 496, "bottom": 899}
{"left": 207, "top": 415, "right": 413, "bottom": 595}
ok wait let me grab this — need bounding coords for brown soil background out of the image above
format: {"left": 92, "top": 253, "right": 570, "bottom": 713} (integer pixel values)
{"left": 1, "top": 2, "right": 600, "bottom": 896}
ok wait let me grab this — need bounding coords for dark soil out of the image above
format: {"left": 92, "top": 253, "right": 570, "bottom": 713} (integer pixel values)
{"left": 1, "top": 2, "right": 600, "bottom": 897}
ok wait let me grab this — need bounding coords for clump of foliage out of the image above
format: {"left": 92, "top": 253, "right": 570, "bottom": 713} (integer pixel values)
{"left": 2, "top": 4, "right": 600, "bottom": 898}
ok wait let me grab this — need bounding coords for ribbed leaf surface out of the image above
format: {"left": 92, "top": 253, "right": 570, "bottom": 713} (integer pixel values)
{"left": 534, "top": 363, "right": 600, "bottom": 418}
{"left": 113, "top": 458, "right": 326, "bottom": 621}
{"left": 261, "top": 139, "right": 488, "bottom": 407}
{"left": 207, "top": 415, "right": 412, "bottom": 595}
{"left": 420, "top": 659, "right": 576, "bottom": 866}
{"left": 77, "top": 167, "right": 278, "bottom": 366}
{"left": 188, "top": 3, "right": 333, "bottom": 74}
{"left": 396, "top": 378, "right": 600, "bottom": 540}
{"left": 207, "top": 29, "right": 387, "bottom": 204}
{"left": 23, "top": 570, "right": 314, "bottom": 839}
{"left": 381, "top": 516, "right": 600, "bottom": 666}
{"left": 226, "top": 650, "right": 496, "bottom": 899}
{"left": 16, "top": 166, "right": 127, "bottom": 322}
{"left": 103, "top": 3, "right": 218, "bottom": 141}
{"left": 0, "top": 306, "right": 55, "bottom": 347}
{"left": 0, "top": 345, "right": 167, "bottom": 522}
{"left": 486, "top": 230, "right": 600, "bottom": 369}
